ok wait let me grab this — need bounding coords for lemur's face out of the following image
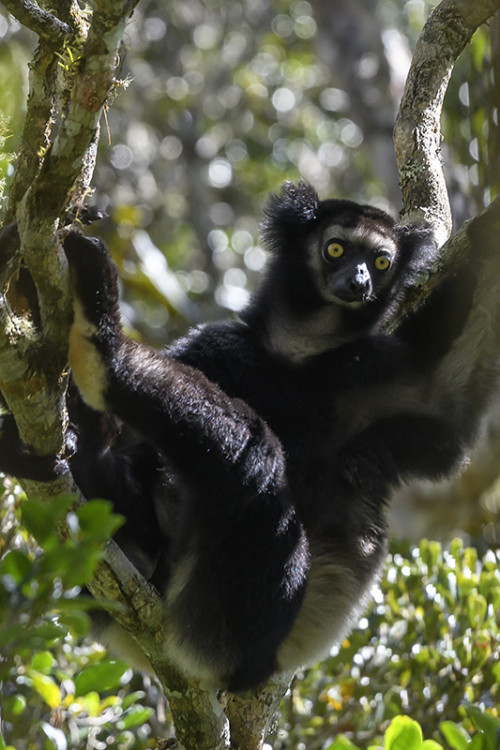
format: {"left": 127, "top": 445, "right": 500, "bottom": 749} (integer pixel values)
{"left": 308, "top": 219, "right": 399, "bottom": 308}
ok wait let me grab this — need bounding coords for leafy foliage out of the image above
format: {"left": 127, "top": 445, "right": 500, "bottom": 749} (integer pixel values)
{"left": 276, "top": 540, "right": 500, "bottom": 749}
{"left": 0, "top": 481, "right": 158, "bottom": 750}
{"left": 1, "top": 477, "right": 499, "bottom": 749}
{"left": 326, "top": 713, "right": 500, "bottom": 750}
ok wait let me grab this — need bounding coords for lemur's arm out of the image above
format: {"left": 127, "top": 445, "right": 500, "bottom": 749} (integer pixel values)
{"left": 64, "top": 232, "right": 285, "bottom": 501}
{"left": 339, "top": 219, "right": 500, "bottom": 496}
{"left": 337, "top": 412, "right": 464, "bottom": 497}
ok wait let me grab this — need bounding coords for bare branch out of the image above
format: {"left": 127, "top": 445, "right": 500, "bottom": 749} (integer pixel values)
{"left": 2, "top": 45, "right": 59, "bottom": 225}
{"left": 394, "top": 0, "right": 500, "bottom": 244}
{"left": 1, "top": 0, "right": 72, "bottom": 44}
{"left": 225, "top": 673, "right": 293, "bottom": 750}
{"left": 0, "top": 1, "right": 141, "bottom": 453}
{"left": 24, "top": 4, "right": 138, "bottom": 223}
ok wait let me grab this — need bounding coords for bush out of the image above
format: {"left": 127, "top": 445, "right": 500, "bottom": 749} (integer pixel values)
{"left": 277, "top": 539, "right": 500, "bottom": 749}
{"left": 0, "top": 484, "right": 157, "bottom": 750}
{"left": 1, "top": 479, "right": 499, "bottom": 749}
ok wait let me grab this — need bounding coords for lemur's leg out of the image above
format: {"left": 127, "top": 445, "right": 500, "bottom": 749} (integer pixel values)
{"left": 64, "top": 232, "right": 287, "bottom": 503}
{"left": 64, "top": 231, "right": 308, "bottom": 690}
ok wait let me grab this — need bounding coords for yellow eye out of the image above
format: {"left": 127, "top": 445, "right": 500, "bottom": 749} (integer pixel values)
{"left": 325, "top": 242, "right": 344, "bottom": 259}
{"left": 375, "top": 255, "right": 391, "bottom": 271}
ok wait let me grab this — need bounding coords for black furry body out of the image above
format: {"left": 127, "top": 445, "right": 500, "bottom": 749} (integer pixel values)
{"left": 1, "top": 182, "right": 498, "bottom": 691}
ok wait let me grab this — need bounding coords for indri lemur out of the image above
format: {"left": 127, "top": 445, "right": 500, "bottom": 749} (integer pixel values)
{"left": 1, "top": 181, "right": 499, "bottom": 691}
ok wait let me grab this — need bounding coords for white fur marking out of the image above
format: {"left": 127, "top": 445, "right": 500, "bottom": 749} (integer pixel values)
{"left": 277, "top": 548, "right": 385, "bottom": 672}
{"left": 69, "top": 299, "right": 108, "bottom": 410}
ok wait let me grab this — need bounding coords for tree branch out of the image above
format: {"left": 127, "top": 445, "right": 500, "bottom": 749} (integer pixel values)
{"left": 2, "top": 47, "right": 59, "bottom": 225}
{"left": 380, "top": 0, "right": 500, "bottom": 337}
{"left": 225, "top": 673, "right": 293, "bottom": 749}
{"left": 0, "top": 0, "right": 141, "bottom": 454}
{"left": 1, "top": 0, "right": 72, "bottom": 44}
{"left": 394, "top": 0, "right": 500, "bottom": 245}
{"left": 1, "top": 3, "right": 235, "bottom": 746}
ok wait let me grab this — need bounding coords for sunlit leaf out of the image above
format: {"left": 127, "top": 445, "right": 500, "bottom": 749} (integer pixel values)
{"left": 27, "top": 669, "right": 61, "bottom": 709}
{"left": 384, "top": 716, "right": 423, "bottom": 750}
{"left": 117, "top": 706, "right": 154, "bottom": 730}
{"left": 74, "top": 660, "right": 129, "bottom": 696}
{"left": 440, "top": 721, "right": 471, "bottom": 750}
{"left": 31, "top": 651, "right": 55, "bottom": 673}
{"left": 325, "top": 737, "right": 361, "bottom": 750}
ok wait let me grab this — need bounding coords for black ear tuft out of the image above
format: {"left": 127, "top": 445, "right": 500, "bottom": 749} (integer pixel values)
{"left": 275, "top": 181, "right": 319, "bottom": 222}
{"left": 261, "top": 181, "right": 319, "bottom": 253}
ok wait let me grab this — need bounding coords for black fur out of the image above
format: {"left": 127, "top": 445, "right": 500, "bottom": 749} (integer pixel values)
{"left": 1, "top": 182, "right": 499, "bottom": 691}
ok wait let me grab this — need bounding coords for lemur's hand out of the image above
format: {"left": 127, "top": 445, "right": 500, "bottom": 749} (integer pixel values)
{"left": 64, "top": 232, "right": 121, "bottom": 336}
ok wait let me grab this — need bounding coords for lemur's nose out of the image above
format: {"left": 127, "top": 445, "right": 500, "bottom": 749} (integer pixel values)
{"left": 350, "top": 263, "right": 370, "bottom": 293}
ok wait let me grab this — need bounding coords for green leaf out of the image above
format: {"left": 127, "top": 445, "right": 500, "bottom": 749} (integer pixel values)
{"left": 74, "top": 660, "right": 129, "bottom": 696}
{"left": 31, "top": 651, "right": 55, "bottom": 673}
{"left": 56, "top": 609, "right": 91, "bottom": 638}
{"left": 0, "top": 621, "right": 65, "bottom": 650}
{"left": 76, "top": 499, "right": 124, "bottom": 542}
{"left": 83, "top": 691, "right": 100, "bottom": 717}
{"left": 2, "top": 694, "right": 26, "bottom": 720}
{"left": 41, "top": 545, "right": 101, "bottom": 587}
{"left": 385, "top": 717, "right": 423, "bottom": 750}
{"left": 469, "top": 735, "right": 487, "bottom": 750}
{"left": 0, "top": 624, "right": 25, "bottom": 649}
{"left": 21, "top": 496, "right": 73, "bottom": 546}
{"left": 117, "top": 705, "right": 154, "bottom": 730}
{"left": 440, "top": 721, "right": 471, "bottom": 750}
{"left": 467, "top": 594, "right": 488, "bottom": 627}
{"left": 0, "top": 549, "right": 32, "bottom": 583}
{"left": 325, "top": 737, "right": 361, "bottom": 750}
{"left": 27, "top": 669, "right": 61, "bottom": 709}
{"left": 466, "top": 707, "right": 500, "bottom": 750}
{"left": 419, "top": 539, "right": 442, "bottom": 569}
{"left": 121, "top": 690, "right": 146, "bottom": 710}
